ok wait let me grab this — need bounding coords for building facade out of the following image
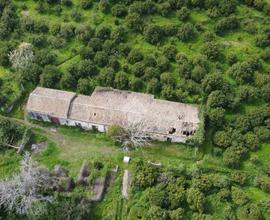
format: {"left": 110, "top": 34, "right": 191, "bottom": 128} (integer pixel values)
{"left": 26, "top": 87, "right": 200, "bottom": 143}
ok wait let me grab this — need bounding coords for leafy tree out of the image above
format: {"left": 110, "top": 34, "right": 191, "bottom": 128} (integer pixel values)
{"left": 191, "top": 65, "right": 207, "bottom": 82}
{"left": 79, "top": 47, "right": 95, "bottom": 60}
{"left": 223, "top": 146, "right": 247, "bottom": 168}
{"left": 143, "top": 56, "right": 157, "bottom": 67}
{"left": 201, "top": 41, "right": 221, "bottom": 60}
{"left": 243, "top": 132, "right": 260, "bottom": 151}
{"left": 208, "top": 107, "right": 226, "bottom": 128}
{"left": 114, "top": 71, "right": 129, "bottom": 90}
{"left": 94, "top": 51, "right": 108, "bottom": 67}
{"left": 98, "top": 67, "right": 115, "bottom": 87}
{"left": 156, "top": 56, "right": 170, "bottom": 72}
{"left": 111, "top": 26, "right": 126, "bottom": 44}
{"left": 126, "top": 13, "right": 144, "bottom": 32}
{"left": 77, "top": 78, "right": 95, "bottom": 95}
{"left": 78, "top": 60, "right": 98, "bottom": 78}
{"left": 169, "top": 208, "right": 184, "bottom": 220}
{"left": 40, "top": 65, "right": 61, "bottom": 88}
{"left": 20, "top": 63, "right": 42, "bottom": 84}
{"left": 99, "top": 0, "right": 110, "bottom": 13}
{"left": 257, "top": 175, "right": 270, "bottom": 193}
{"left": 207, "top": 90, "right": 228, "bottom": 109}
{"left": 160, "top": 72, "right": 175, "bottom": 86}
{"left": 96, "top": 26, "right": 111, "bottom": 41}
{"left": 202, "top": 73, "right": 230, "bottom": 95}
{"left": 147, "top": 185, "right": 169, "bottom": 208}
{"left": 144, "top": 67, "right": 160, "bottom": 80}
{"left": 213, "top": 130, "right": 232, "bottom": 148}
{"left": 108, "top": 56, "right": 120, "bottom": 71}
{"left": 127, "top": 49, "right": 144, "bottom": 64}
{"left": 186, "top": 188, "right": 205, "bottom": 213}
{"left": 143, "top": 24, "right": 163, "bottom": 45}
{"left": 177, "top": 7, "right": 190, "bottom": 21}
{"left": 236, "top": 204, "right": 262, "bottom": 220}
{"left": 161, "top": 85, "right": 176, "bottom": 100}
{"left": 129, "top": 77, "right": 144, "bottom": 92}
{"left": 75, "top": 25, "right": 94, "bottom": 44}
{"left": 133, "top": 161, "right": 159, "bottom": 189}
{"left": 81, "top": 0, "right": 93, "bottom": 9}
{"left": 261, "top": 83, "right": 270, "bottom": 102}
{"left": 88, "top": 37, "right": 103, "bottom": 52}
{"left": 214, "top": 15, "right": 239, "bottom": 35}
{"left": 158, "top": 2, "right": 171, "bottom": 16}
{"left": 147, "top": 78, "right": 161, "bottom": 95}
{"left": 231, "top": 186, "right": 250, "bottom": 206}
{"left": 60, "top": 72, "right": 77, "bottom": 90}
{"left": 167, "top": 183, "right": 186, "bottom": 209}
{"left": 132, "top": 62, "right": 145, "bottom": 77}
{"left": 147, "top": 205, "right": 168, "bottom": 220}
{"left": 111, "top": 4, "right": 127, "bottom": 17}
{"left": 177, "top": 23, "right": 195, "bottom": 41}
{"left": 163, "top": 45, "right": 177, "bottom": 61}
{"left": 35, "top": 49, "right": 56, "bottom": 67}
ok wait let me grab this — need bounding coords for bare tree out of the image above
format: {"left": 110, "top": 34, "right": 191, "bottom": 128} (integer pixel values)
{"left": 8, "top": 42, "right": 34, "bottom": 71}
{"left": 114, "top": 121, "right": 151, "bottom": 150}
{"left": 0, "top": 153, "right": 55, "bottom": 216}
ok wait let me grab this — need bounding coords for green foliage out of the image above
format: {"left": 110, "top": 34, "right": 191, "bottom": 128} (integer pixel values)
{"left": 186, "top": 188, "right": 205, "bottom": 213}
{"left": 231, "top": 186, "right": 250, "bottom": 206}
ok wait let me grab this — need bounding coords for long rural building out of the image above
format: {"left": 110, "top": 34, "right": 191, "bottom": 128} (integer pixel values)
{"left": 26, "top": 87, "right": 200, "bottom": 142}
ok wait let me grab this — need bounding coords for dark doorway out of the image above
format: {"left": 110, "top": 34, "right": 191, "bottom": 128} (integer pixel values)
{"left": 51, "top": 117, "right": 60, "bottom": 125}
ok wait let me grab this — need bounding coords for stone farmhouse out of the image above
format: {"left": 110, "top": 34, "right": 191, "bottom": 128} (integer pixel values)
{"left": 26, "top": 87, "right": 200, "bottom": 143}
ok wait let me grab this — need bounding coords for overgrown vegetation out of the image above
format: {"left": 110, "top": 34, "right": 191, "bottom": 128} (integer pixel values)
{"left": 0, "top": 0, "right": 270, "bottom": 219}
